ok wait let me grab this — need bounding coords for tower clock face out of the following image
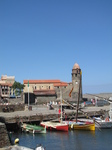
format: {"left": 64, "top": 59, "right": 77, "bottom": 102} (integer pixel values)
{"left": 76, "top": 81, "right": 78, "bottom": 84}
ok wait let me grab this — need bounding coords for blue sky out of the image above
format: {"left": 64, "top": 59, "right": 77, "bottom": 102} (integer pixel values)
{"left": 0, "top": 0, "right": 112, "bottom": 94}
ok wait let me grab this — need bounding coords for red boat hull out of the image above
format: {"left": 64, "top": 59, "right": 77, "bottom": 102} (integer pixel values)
{"left": 40, "top": 122, "right": 68, "bottom": 131}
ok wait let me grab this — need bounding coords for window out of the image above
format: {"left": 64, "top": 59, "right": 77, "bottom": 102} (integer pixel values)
{"left": 49, "top": 86, "right": 50, "bottom": 89}
{"left": 75, "top": 74, "right": 77, "bottom": 77}
{"left": 35, "top": 86, "right": 36, "bottom": 90}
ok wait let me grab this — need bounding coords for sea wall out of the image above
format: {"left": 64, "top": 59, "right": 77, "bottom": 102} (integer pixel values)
{"left": 0, "top": 103, "right": 25, "bottom": 112}
{"left": 0, "top": 122, "right": 11, "bottom": 148}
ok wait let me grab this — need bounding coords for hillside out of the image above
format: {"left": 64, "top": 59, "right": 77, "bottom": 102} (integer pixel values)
{"left": 83, "top": 93, "right": 112, "bottom": 100}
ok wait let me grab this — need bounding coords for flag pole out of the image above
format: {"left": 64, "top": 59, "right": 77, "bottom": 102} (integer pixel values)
{"left": 28, "top": 80, "right": 29, "bottom": 109}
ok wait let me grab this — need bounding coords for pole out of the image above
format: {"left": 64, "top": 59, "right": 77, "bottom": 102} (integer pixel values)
{"left": 28, "top": 80, "right": 29, "bottom": 109}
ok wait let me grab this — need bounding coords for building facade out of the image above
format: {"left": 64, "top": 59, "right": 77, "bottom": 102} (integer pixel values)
{"left": 0, "top": 75, "right": 15, "bottom": 99}
{"left": 23, "top": 80, "right": 68, "bottom": 104}
{"left": 23, "top": 63, "right": 82, "bottom": 104}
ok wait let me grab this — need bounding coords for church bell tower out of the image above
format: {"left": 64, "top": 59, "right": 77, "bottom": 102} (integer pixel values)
{"left": 71, "top": 63, "right": 82, "bottom": 102}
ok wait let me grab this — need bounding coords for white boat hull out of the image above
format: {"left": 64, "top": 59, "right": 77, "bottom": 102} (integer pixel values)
{"left": 79, "top": 118, "right": 112, "bottom": 129}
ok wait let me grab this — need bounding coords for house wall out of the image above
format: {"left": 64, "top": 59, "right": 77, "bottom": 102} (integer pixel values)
{"left": 24, "top": 83, "right": 54, "bottom": 93}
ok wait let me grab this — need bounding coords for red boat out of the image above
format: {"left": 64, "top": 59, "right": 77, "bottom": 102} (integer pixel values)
{"left": 40, "top": 121, "right": 68, "bottom": 131}
{"left": 40, "top": 89, "right": 69, "bottom": 132}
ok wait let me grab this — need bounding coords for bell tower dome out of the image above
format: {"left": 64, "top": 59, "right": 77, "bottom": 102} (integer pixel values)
{"left": 71, "top": 63, "right": 82, "bottom": 102}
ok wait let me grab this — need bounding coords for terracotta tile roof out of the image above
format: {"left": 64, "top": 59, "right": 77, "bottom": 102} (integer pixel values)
{"left": 23, "top": 80, "right": 61, "bottom": 84}
{"left": 23, "top": 80, "right": 68, "bottom": 87}
{"left": 0, "top": 83, "right": 13, "bottom": 87}
{"left": 53, "top": 82, "right": 68, "bottom": 87}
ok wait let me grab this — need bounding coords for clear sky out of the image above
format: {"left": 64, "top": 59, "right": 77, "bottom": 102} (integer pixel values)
{"left": 0, "top": 0, "right": 112, "bottom": 94}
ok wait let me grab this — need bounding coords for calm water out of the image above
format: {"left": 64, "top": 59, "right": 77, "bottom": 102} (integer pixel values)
{"left": 11, "top": 129, "right": 112, "bottom": 150}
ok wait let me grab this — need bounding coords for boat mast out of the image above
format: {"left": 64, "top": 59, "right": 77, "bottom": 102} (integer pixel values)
{"left": 76, "top": 71, "right": 81, "bottom": 123}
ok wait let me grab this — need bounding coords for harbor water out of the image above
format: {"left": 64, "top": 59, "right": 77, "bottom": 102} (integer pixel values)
{"left": 11, "top": 129, "right": 112, "bottom": 150}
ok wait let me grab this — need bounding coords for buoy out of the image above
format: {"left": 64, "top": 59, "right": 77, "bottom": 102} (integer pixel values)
{"left": 14, "top": 138, "right": 19, "bottom": 144}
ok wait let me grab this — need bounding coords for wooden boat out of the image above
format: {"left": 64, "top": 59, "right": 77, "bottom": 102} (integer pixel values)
{"left": 40, "top": 90, "right": 68, "bottom": 132}
{"left": 21, "top": 123, "right": 46, "bottom": 134}
{"left": 40, "top": 121, "right": 68, "bottom": 131}
{"left": 68, "top": 120, "right": 95, "bottom": 130}
{"left": 63, "top": 119, "right": 95, "bottom": 131}
{"left": 71, "top": 122, "right": 95, "bottom": 130}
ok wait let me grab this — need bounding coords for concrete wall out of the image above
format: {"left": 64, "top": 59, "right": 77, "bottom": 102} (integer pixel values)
{"left": 36, "top": 96, "right": 57, "bottom": 104}
{"left": 0, "top": 104, "right": 25, "bottom": 112}
{"left": 55, "top": 84, "right": 73, "bottom": 101}
{"left": 0, "top": 122, "right": 11, "bottom": 148}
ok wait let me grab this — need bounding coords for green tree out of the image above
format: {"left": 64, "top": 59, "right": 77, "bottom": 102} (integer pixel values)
{"left": 12, "top": 81, "right": 25, "bottom": 96}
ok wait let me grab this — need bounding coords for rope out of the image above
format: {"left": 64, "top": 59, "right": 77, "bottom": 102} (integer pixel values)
{"left": 62, "top": 99, "right": 101, "bottom": 131}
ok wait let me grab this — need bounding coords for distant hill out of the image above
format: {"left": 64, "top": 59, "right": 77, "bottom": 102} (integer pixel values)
{"left": 83, "top": 93, "right": 112, "bottom": 100}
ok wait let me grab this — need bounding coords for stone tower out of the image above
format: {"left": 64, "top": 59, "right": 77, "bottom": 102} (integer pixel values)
{"left": 71, "top": 63, "right": 82, "bottom": 102}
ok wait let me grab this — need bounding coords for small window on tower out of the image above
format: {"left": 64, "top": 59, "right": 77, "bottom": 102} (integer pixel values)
{"left": 75, "top": 74, "right": 77, "bottom": 77}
